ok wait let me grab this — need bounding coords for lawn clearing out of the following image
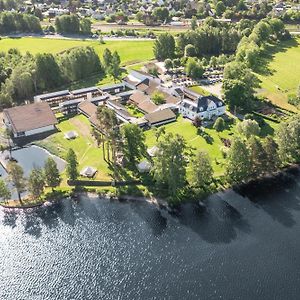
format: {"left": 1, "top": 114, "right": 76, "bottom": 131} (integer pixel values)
{"left": 0, "top": 37, "right": 154, "bottom": 66}
{"left": 145, "top": 116, "right": 237, "bottom": 177}
{"left": 35, "top": 114, "right": 112, "bottom": 182}
{"left": 255, "top": 37, "right": 300, "bottom": 111}
{"left": 145, "top": 115, "right": 279, "bottom": 177}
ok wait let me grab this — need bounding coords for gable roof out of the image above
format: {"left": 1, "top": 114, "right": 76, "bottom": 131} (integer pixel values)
{"left": 4, "top": 102, "right": 57, "bottom": 133}
{"left": 78, "top": 101, "right": 98, "bottom": 118}
{"left": 144, "top": 108, "right": 176, "bottom": 125}
{"left": 129, "top": 90, "right": 150, "bottom": 105}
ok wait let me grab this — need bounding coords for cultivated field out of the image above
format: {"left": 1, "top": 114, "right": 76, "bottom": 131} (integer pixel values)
{"left": 256, "top": 37, "right": 300, "bottom": 111}
{"left": 0, "top": 37, "right": 154, "bottom": 66}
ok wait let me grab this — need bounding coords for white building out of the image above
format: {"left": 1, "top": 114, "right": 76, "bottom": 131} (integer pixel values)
{"left": 179, "top": 89, "right": 226, "bottom": 120}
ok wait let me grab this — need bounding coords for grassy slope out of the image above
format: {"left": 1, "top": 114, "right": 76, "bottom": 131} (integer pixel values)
{"left": 0, "top": 37, "right": 154, "bottom": 66}
{"left": 255, "top": 37, "right": 300, "bottom": 111}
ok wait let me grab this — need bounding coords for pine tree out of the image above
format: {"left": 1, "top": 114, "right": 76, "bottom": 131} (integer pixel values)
{"left": 66, "top": 149, "right": 78, "bottom": 181}
{"left": 44, "top": 157, "right": 61, "bottom": 191}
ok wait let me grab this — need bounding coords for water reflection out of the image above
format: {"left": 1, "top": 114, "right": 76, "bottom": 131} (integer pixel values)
{"left": 2, "top": 175, "right": 300, "bottom": 300}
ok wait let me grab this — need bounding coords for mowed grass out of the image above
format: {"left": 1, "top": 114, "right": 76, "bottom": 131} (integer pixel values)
{"left": 36, "top": 114, "right": 279, "bottom": 185}
{"left": 0, "top": 37, "right": 154, "bottom": 66}
{"left": 36, "top": 114, "right": 112, "bottom": 182}
{"left": 145, "top": 116, "right": 237, "bottom": 177}
{"left": 256, "top": 37, "right": 300, "bottom": 111}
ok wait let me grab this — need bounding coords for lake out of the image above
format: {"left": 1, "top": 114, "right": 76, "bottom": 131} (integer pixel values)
{"left": 1, "top": 175, "right": 300, "bottom": 299}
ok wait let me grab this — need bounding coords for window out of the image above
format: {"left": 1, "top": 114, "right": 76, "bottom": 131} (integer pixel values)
{"left": 17, "top": 131, "right": 25, "bottom": 137}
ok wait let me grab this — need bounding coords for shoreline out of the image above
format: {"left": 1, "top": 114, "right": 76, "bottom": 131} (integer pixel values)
{"left": 1, "top": 163, "right": 299, "bottom": 210}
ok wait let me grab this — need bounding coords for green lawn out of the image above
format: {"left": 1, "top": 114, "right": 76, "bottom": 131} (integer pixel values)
{"left": 36, "top": 114, "right": 112, "bottom": 182}
{"left": 189, "top": 85, "right": 211, "bottom": 96}
{"left": 145, "top": 116, "right": 237, "bottom": 177}
{"left": 34, "top": 113, "right": 280, "bottom": 187}
{"left": 0, "top": 37, "right": 154, "bottom": 66}
{"left": 255, "top": 37, "right": 300, "bottom": 111}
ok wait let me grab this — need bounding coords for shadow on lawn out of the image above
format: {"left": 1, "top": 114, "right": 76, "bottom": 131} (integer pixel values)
{"left": 255, "top": 38, "right": 299, "bottom": 76}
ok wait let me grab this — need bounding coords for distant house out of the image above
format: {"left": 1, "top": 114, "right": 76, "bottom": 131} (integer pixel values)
{"left": 3, "top": 102, "right": 57, "bottom": 138}
{"left": 179, "top": 89, "right": 225, "bottom": 120}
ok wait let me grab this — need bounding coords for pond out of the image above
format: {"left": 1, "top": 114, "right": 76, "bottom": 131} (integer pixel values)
{"left": 0, "top": 145, "right": 65, "bottom": 199}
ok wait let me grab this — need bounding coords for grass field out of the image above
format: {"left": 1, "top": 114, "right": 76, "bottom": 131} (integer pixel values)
{"left": 256, "top": 37, "right": 300, "bottom": 111}
{"left": 35, "top": 112, "right": 279, "bottom": 187}
{"left": 0, "top": 37, "right": 154, "bottom": 66}
{"left": 35, "top": 114, "right": 112, "bottom": 182}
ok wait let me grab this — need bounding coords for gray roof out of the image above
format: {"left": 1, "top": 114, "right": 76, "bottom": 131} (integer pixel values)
{"left": 71, "top": 87, "right": 100, "bottom": 95}
{"left": 37, "top": 90, "right": 70, "bottom": 100}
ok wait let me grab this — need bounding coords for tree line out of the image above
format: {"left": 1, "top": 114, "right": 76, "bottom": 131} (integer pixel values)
{"left": 0, "top": 11, "right": 42, "bottom": 34}
{"left": 222, "top": 18, "right": 290, "bottom": 112}
{"left": 55, "top": 14, "right": 92, "bottom": 35}
{"left": 0, "top": 46, "right": 102, "bottom": 108}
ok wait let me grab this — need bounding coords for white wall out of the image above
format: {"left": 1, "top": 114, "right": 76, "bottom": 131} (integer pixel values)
{"left": 13, "top": 125, "right": 56, "bottom": 138}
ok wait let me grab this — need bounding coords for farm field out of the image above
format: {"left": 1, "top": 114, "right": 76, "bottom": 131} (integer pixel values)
{"left": 0, "top": 37, "right": 154, "bottom": 66}
{"left": 256, "top": 37, "right": 300, "bottom": 111}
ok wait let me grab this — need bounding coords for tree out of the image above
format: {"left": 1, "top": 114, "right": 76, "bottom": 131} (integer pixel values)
{"left": 152, "top": 133, "right": 188, "bottom": 201}
{"left": 121, "top": 124, "right": 146, "bottom": 164}
{"left": 44, "top": 157, "right": 61, "bottom": 191}
{"left": 215, "top": 1, "right": 226, "bottom": 16}
{"left": 263, "top": 136, "right": 279, "bottom": 173}
{"left": 154, "top": 126, "right": 166, "bottom": 142}
{"left": 96, "top": 105, "right": 119, "bottom": 162}
{"left": 237, "top": 119, "right": 260, "bottom": 139}
{"left": 103, "top": 48, "right": 113, "bottom": 70}
{"left": 213, "top": 117, "right": 225, "bottom": 132}
{"left": 276, "top": 115, "right": 300, "bottom": 164}
{"left": 28, "top": 167, "right": 45, "bottom": 199}
{"left": 153, "top": 7, "right": 169, "bottom": 22}
{"left": 185, "top": 58, "right": 204, "bottom": 79}
{"left": 153, "top": 33, "right": 175, "bottom": 60}
{"left": 223, "top": 61, "right": 259, "bottom": 111}
{"left": 191, "top": 151, "right": 213, "bottom": 189}
{"left": 191, "top": 16, "right": 198, "bottom": 30}
{"left": 35, "top": 53, "right": 63, "bottom": 90}
{"left": 108, "top": 51, "right": 122, "bottom": 82}
{"left": 60, "top": 46, "right": 102, "bottom": 82}
{"left": 7, "top": 161, "right": 26, "bottom": 201}
{"left": 151, "top": 92, "right": 165, "bottom": 105}
{"left": 66, "top": 148, "right": 78, "bottom": 181}
{"left": 247, "top": 136, "right": 267, "bottom": 178}
{"left": 184, "top": 44, "right": 197, "bottom": 57}
{"left": 80, "top": 18, "right": 91, "bottom": 34}
{"left": 225, "top": 137, "right": 251, "bottom": 184}
{"left": 164, "top": 58, "right": 173, "bottom": 70}
{"left": 0, "top": 179, "right": 11, "bottom": 203}
{"left": 193, "top": 116, "right": 202, "bottom": 128}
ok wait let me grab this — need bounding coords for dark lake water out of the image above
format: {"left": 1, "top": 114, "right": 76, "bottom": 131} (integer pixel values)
{"left": 1, "top": 176, "right": 300, "bottom": 299}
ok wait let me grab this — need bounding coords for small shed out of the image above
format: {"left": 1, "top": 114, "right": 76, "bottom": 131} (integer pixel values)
{"left": 137, "top": 160, "right": 152, "bottom": 173}
{"left": 147, "top": 146, "right": 159, "bottom": 157}
{"left": 64, "top": 131, "right": 78, "bottom": 140}
{"left": 80, "top": 166, "right": 97, "bottom": 178}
